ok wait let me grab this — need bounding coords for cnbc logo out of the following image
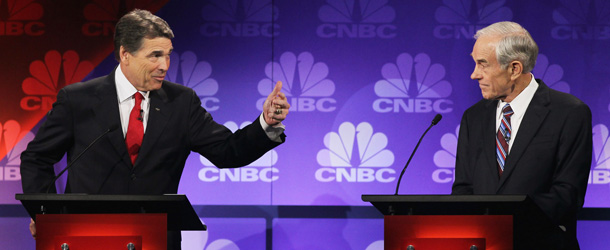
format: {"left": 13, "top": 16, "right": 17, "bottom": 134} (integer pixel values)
{"left": 316, "top": 0, "right": 396, "bottom": 38}
{"left": 182, "top": 225, "right": 241, "bottom": 249}
{"left": 198, "top": 121, "right": 279, "bottom": 182}
{"left": 315, "top": 122, "right": 395, "bottom": 183}
{"left": 257, "top": 51, "right": 336, "bottom": 112}
{"left": 0, "top": 0, "right": 44, "bottom": 36}
{"left": 21, "top": 50, "right": 94, "bottom": 111}
{"left": 552, "top": 0, "right": 610, "bottom": 40}
{"left": 532, "top": 54, "right": 571, "bottom": 93}
{"left": 0, "top": 121, "right": 34, "bottom": 181}
{"left": 166, "top": 51, "right": 219, "bottom": 111}
{"left": 432, "top": 125, "right": 459, "bottom": 183}
{"left": 82, "top": 0, "right": 162, "bottom": 36}
{"left": 200, "top": 0, "right": 279, "bottom": 37}
{"left": 433, "top": 0, "right": 512, "bottom": 39}
{"left": 591, "top": 124, "right": 610, "bottom": 184}
{"left": 373, "top": 53, "right": 453, "bottom": 113}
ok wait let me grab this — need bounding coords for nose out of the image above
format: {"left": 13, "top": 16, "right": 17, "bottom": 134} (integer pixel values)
{"left": 471, "top": 66, "right": 481, "bottom": 80}
{"left": 158, "top": 55, "right": 170, "bottom": 71}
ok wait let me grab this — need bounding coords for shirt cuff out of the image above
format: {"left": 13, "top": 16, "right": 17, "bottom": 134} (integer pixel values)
{"left": 259, "top": 113, "right": 285, "bottom": 143}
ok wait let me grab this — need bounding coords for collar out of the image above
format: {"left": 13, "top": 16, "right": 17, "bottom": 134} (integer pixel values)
{"left": 497, "top": 73, "right": 538, "bottom": 118}
{"left": 115, "top": 64, "right": 149, "bottom": 103}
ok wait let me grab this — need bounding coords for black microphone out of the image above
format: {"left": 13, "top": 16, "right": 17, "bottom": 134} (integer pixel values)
{"left": 394, "top": 114, "right": 442, "bottom": 195}
{"left": 45, "top": 125, "right": 119, "bottom": 193}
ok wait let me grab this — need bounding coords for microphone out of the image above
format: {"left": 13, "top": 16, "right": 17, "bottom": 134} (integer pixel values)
{"left": 394, "top": 114, "right": 442, "bottom": 195}
{"left": 45, "top": 125, "right": 119, "bottom": 193}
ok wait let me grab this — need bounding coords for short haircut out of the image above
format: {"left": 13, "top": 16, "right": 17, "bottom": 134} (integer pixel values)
{"left": 113, "top": 9, "right": 174, "bottom": 61}
{"left": 475, "top": 21, "right": 538, "bottom": 73}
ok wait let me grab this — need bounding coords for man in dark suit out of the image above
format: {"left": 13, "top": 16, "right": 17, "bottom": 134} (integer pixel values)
{"left": 452, "top": 21, "right": 592, "bottom": 249}
{"left": 20, "top": 9, "right": 289, "bottom": 249}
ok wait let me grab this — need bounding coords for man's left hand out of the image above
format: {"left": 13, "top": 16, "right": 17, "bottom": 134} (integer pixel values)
{"left": 263, "top": 81, "right": 290, "bottom": 126}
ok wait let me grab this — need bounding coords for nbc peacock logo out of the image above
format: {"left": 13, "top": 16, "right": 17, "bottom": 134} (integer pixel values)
{"left": 372, "top": 52, "right": 453, "bottom": 114}
{"left": 551, "top": 0, "right": 610, "bottom": 40}
{"left": 82, "top": 0, "right": 165, "bottom": 36}
{"left": 316, "top": 0, "right": 396, "bottom": 38}
{"left": 198, "top": 121, "right": 279, "bottom": 182}
{"left": 166, "top": 51, "right": 220, "bottom": 111}
{"left": 590, "top": 124, "right": 610, "bottom": 184}
{"left": 315, "top": 122, "right": 395, "bottom": 183}
{"left": 0, "top": 120, "right": 34, "bottom": 181}
{"left": 432, "top": 125, "right": 459, "bottom": 184}
{"left": 532, "top": 54, "right": 571, "bottom": 93}
{"left": 200, "top": 0, "right": 279, "bottom": 37}
{"left": 21, "top": 50, "right": 94, "bottom": 111}
{"left": 433, "top": 0, "right": 512, "bottom": 39}
{"left": 257, "top": 51, "right": 336, "bottom": 112}
{"left": 182, "top": 219, "right": 242, "bottom": 249}
{"left": 0, "top": 0, "right": 44, "bottom": 36}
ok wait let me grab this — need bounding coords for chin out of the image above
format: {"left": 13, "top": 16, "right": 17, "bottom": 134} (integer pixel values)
{"left": 149, "top": 83, "right": 163, "bottom": 90}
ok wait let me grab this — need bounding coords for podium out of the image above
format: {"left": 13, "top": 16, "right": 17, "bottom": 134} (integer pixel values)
{"left": 16, "top": 193, "right": 206, "bottom": 250}
{"left": 362, "top": 195, "right": 558, "bottom": 250}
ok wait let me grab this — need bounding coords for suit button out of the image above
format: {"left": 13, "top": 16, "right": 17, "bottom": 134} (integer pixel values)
{"left": 131, "top": 174, "right": 136, "bottom": 180}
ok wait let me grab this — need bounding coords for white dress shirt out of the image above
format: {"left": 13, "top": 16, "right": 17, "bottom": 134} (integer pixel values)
{"left": 495, "top": 73, "right": 539, "bottom": 152}
{"left": 115, "top": 66, "right": 150, "bottom": 137}
{"left": 115, "top": 65, "right": 285, "bottom": 142}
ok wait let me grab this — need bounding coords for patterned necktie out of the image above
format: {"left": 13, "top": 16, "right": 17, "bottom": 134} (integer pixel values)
{"left": 496, "top": 104, "right": 514, "bottom": 176}
{"left": 125, "top": 92, "right": 144, "bottom": 164}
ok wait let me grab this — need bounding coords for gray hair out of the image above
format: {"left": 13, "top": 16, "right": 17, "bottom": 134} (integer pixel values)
{"left": 474, "top": 21, "right": 538, "bottom": 73}
{"left": 113, "top": 9, "right": 174, "bottom": 61}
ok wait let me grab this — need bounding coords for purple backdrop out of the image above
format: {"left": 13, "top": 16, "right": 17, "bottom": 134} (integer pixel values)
{"left": 3, "top": 0, "right": 610, "bottom": 249}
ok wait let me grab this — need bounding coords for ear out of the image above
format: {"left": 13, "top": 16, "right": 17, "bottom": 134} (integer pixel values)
{"left": 509, "top": 61, "right": 523, "bottom": 80}
{"left": 119, "top": 46, "right": 130, "bottom": 65}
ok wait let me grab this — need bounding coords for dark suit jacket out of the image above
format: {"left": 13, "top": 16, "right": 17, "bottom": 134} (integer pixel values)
{"left": 452, "top": 80, "right": 592, "bottom": 249}
{"left": 21, "top": 69, "right": 283, "bottom": 194}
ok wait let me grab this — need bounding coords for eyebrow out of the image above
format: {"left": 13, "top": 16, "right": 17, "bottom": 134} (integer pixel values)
{"left": 149, "top": 48, "right": 173, "bottom": 55}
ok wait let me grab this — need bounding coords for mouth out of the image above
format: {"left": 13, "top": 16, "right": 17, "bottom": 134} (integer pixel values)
{"left": 152, "top": 75, "right": 165, "bottom": 82}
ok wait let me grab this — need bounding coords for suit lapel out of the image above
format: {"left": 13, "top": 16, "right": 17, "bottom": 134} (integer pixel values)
{"left": 497, "top": 80, "right": 550, "bottom": 191}
{"left": 134, "top": 85, "right": 170, "bottom": 166}
{"left": 483, "top": 100, "right": 502, "bottom": 182}
{"left": 91, "top": 71, "right": 132, "bottom": 167}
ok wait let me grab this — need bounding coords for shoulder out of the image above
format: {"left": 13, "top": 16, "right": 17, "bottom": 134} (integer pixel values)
{"left": 151, "top": 80, "right": 198, "bottom": 105}
{"left": 463, "top": 98, "right": 494, "bottom": 118}
{"left": 538, "top": 80, "right": 589, "bottom": 112}
{"left": 160, "top": 80, "right": 193, "bottom": 93}
{"left": 62, "top": 74, "right": 113, "bottom": 94}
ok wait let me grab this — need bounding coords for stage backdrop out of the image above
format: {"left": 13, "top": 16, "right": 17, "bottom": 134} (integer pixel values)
{"left": 1, "top": 0, "right": 610, "bottom": 249}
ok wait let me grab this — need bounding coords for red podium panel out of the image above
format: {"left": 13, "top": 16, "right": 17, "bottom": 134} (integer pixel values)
{"left": 385, "top": 215, "right": 512, "bottom": 250}
{"left": 36, "top": 213, "right": 166, "bottom": 250}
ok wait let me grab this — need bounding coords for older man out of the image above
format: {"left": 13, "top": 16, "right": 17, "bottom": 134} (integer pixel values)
{"left": 21, "top": 9, "right": 289, "bottom": 249}
{"left": 452, "top": 21, "right": 592, "bottom": 249}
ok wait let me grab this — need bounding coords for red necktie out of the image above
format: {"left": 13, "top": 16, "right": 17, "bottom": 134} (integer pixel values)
{"left": 125, "top": 92, "right": 144, "bottom": 164}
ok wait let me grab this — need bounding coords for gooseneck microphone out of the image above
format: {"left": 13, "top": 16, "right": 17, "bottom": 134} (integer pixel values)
{"left": 45, "top": 125, "right": 119, "bottom": 193}
{"left": 394, "top": 114, "right": 442, "bottom": 195}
